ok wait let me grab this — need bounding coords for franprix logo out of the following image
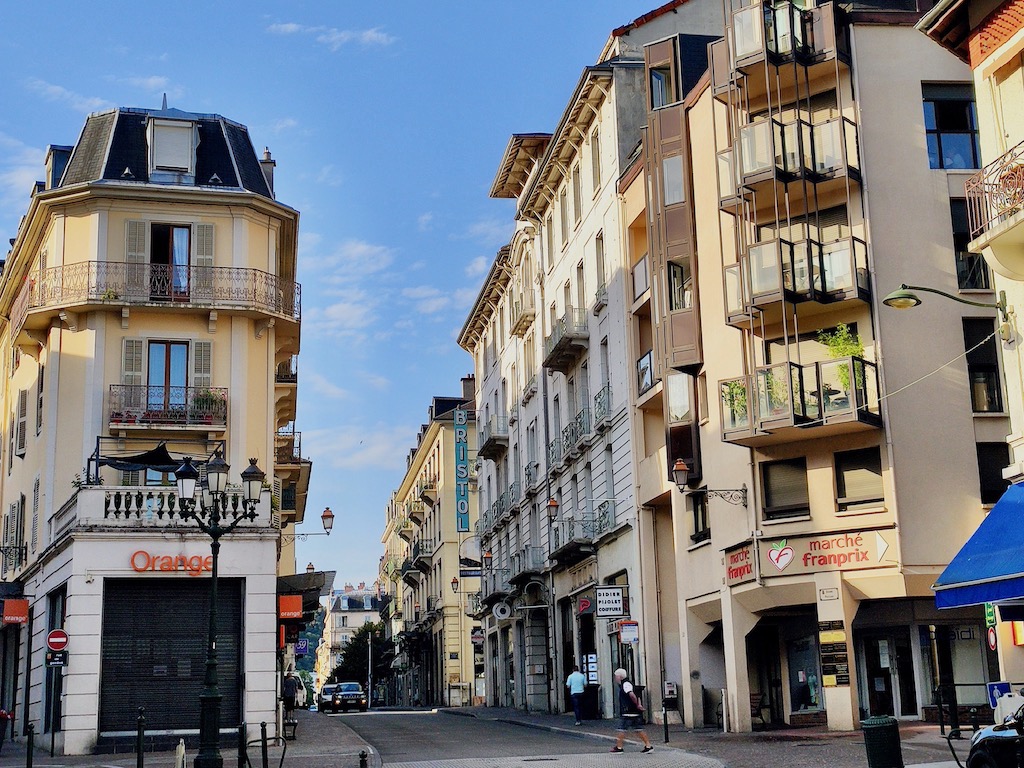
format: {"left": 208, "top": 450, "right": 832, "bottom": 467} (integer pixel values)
{"left": 768, "top": 539, "right": 795, "bottom": 571}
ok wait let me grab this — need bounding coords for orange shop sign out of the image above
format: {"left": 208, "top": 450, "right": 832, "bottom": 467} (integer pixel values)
{"left": 279, "top": 595, "right": 303, "bottom": 620}
{"left": 2, "top": 599, "right": 28, "bottom": 624}
{"left": 130, "top": 550, "right": 213, "bottom": 576}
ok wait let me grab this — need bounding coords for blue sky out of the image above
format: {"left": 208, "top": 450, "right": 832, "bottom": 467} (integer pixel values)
{"left": 0, "top": 1, "right": 660, "bottom": 585}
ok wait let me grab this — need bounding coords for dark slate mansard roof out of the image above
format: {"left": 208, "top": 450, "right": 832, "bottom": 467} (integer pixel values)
{"left": 60, "top": 106, "right": 273, "bottom": 198}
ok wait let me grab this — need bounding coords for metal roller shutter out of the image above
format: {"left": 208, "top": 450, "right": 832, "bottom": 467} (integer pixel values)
{"left": 100, "top": 578, "right": 243, "bottom": 734}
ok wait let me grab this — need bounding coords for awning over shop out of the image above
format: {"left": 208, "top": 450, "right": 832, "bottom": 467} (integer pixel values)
{"left": 934, "top": 483, "right": 1024, "bottom": 609}
{"left": 277, "top": 570, "right": 336, "bottom": 623}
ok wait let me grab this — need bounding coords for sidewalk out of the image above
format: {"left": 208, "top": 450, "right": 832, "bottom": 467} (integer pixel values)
{"left": 0, "top": 710, "right": 379, "bottom": 768}
{"left": 442, "top": 706, "right": 963, "bottom": 768}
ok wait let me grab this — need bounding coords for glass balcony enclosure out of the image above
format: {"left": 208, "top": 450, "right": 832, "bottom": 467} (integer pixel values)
{"left": 756, "top": 362, "right": 813, "bottom": 427}
{"left": 720, "top": 376, "right": 753, "bottom": 433}
{"left": 739, "top": 118, "right": 805, "bottom": 179}
{"left": 815, "top": 237, "right": 868, "bottom": 299}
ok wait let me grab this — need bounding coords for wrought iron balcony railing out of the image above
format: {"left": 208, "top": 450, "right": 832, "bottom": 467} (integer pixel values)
{"left": 11, "top": 261, "right": 301, "bottom": 339}
{"left": 109, "top": 385, "right": 227, "bottom": 427}
{"left": 967, "top": 138, "right": 1024, "bottom": 239}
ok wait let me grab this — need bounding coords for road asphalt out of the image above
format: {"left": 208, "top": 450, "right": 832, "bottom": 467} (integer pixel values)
{"left": 0, "top": 706, "right": 971, "bottom": 768}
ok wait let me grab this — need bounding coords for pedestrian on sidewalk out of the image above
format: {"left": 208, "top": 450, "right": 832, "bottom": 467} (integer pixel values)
{"left": 565, "top": 664, "right": 587, "bottom": 725}
{"left": 611, "top": 668, "right": 653, "bottom": 754}
{"left": 283, "top": 672, "right": 299, "bottom": 721}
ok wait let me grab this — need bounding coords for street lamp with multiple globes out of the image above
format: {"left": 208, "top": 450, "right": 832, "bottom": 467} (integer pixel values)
{"left": 175, "top": 451, "right": 265, "bottom": 768}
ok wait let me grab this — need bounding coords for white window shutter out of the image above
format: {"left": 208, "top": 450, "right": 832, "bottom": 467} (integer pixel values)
{"left": 16, "top": 390, "right": 27, "bottom": 456}
{"left": 126, "top": 221, "right": 147, "bottom": 264}
{"left": 126, "top": 221, "right": 148, "bottom": 299}
{"left": 195, "top": 224, "right": 214, "bottom": 267}
{"left": 122, "top": 339, "right": 144, "bottom": 411}
{"left": 191, "top": 341, "right": 212, "bottom": 389}
{"left": 31, "top": 477, "right": 39, "bottom": 553}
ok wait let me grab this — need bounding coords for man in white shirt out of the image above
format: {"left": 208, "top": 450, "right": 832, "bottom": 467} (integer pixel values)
{"left": 565, "top": 665, "right": 587, "bottom": 726}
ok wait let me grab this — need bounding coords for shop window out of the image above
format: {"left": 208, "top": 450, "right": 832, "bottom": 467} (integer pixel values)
{"left": 788, "top": 635, "right": 821, "bottom": 711}
{"left": 976, "top": 441, "right": 1010, "bottom": 504}
{"left": 761, "top": 458, "right": 809, "bottom": 519}
{"left": 835, "top": 447, "right": 884, "bottom": 512}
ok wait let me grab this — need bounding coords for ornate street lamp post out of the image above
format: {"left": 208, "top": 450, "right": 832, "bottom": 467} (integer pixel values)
{"left": 176, "top": 452, "right": 265, "bottom": 768}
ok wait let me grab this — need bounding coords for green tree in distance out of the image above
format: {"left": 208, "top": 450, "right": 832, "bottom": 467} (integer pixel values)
{"left": 329, "top": 621, "right": 392, "bottom": 693}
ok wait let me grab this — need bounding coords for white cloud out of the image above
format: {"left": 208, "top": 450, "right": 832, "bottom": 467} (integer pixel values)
{"left": 452, "top": 287, "right": 480, "bottom": 309}
{"left": 402, "top": 286, "right": 440, "bottom": 300}
{"left": 465, "top": 256, "right": 488, "bottom": 277}
{"left": 315, "top": 164, "right": 342, "bottom": 187}
{"left": 125, "top": 75, "right": 169, "bottom": 91}
{"left": 360, "top": 373, "right": 391, "bottom": 391}
{"left": 267, "top": 22, "right": 303, "bottom": 34}
{"left": 0, "top": 133, "right": 44, "bottom": 226}
{"left": 305, "top": 370, "right": 350, "bottom": 400}
{"left": 401, "top": 285, "right": 450, "bottom": 315}
{"left": 307, "top": 238, "right": 396, "bottom": 280}
{"left": 25, "top": 78, "right": 112, "bottom": 113}
{"left": 271, "top": 117, "right": 299, "bottom": 133}
{"left": 417, "top": 212, "right": 434, "bottom": 231}
{"left": 303, "top": 424, "right": 415, "bottom": 470}
{"left": 266, "top": 22, "right": 396, "bottom": 51}
{"left": 450, "top": 217, "right": 513, "bottom": 247}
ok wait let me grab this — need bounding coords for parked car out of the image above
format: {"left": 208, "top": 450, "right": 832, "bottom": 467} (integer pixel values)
{"left": 324, "top": 682, "right": 368, "bottom": 713}
{"left": 318, "top": 684, "right": 339, "bottom": 712}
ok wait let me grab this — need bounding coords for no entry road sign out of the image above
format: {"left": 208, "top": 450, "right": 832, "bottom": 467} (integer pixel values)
{"left": 46, "top": 629, "right": 69, "bottom": 652}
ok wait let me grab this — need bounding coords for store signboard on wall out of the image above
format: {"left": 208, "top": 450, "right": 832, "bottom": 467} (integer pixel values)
{"left": 724, "top": 542, "right": 755, "bottom": 587}
{"left": 596, "top": 586, "right": 627, "bottom": 618}
{"left": 818, "top": 620, "right": 850, "bottom": 687}
{"left": 759, "top": 528, "right": 897, "bottom": 577}
{"left": 454, "top": 408, "right": 470, "bottom": 533}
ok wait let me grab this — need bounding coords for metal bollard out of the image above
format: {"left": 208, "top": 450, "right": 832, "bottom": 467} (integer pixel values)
{"left": 136, "top": 707, "right": 146, "bottom": 768}
{"left": 969, "top": 707, "right": 979, "bottom": 732}
{"left": 662, "top": 704, "right": 668, "bottom": 743}
{"left": 260, "top": 722, "right": 269, "bottom": 768}
{"left": 359, "top": 749, "right": 368, "bottom": 768}
{"left": 26, "top": 723, "right": 34, "bottom": 768}
{"left": 237, "top": 722, "right": 247, "bottom": 768}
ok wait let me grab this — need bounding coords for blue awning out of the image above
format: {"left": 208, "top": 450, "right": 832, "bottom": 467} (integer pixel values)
{"left": 934, "top": 482, "right": 1024, "bottom": 609}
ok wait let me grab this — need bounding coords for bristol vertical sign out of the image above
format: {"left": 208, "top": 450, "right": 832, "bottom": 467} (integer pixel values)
{"left": 455, "top": 408, "right": 470, "bottom": 532}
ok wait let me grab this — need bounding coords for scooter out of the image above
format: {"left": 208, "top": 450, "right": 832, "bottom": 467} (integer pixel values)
{"left": 947, "top": 697, "right": 1024, "bottom": 768}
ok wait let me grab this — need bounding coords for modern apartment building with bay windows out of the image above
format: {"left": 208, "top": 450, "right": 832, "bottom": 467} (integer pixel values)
{"left": 0, "top": 104, "right": 309, "bottom": 753}
{"left": 626, "top": 0, "right": 1009, "bottom": 733}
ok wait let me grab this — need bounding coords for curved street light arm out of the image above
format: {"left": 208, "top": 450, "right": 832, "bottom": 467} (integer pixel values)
{"left": 898, "top": 284, "right": 1009, "bottom": 322}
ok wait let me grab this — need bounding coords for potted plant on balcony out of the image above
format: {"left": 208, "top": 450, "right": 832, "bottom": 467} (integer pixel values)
{"left": 190, "top": 389, "right": 226, "bottom": 424}
{"left": 722, "top": 380, "right": 748, "bottom": 427}
{"left": 817, "top": 323, "right": 864, "bottom": 398}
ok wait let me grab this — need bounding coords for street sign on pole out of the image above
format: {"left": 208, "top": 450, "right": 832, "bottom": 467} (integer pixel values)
{"left": 46, "top": 629, "right": 69, "bottom": 652}
{"left": 45, "top": 650, "right": 68, "bottom": 667}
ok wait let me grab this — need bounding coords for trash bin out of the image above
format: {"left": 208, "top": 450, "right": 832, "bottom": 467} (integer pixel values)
{"left": 862, "top": 715, "right": 904, "bottom": 768}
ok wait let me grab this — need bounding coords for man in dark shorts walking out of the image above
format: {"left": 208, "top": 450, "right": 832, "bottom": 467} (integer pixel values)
{"left": 283, "top": 672, "right": 299, "bottom": 719}
{"left": 611, "top": 668, "right": 653, "bottom": 753}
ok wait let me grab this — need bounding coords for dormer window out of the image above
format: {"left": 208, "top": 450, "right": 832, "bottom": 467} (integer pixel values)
{"left": 147, "top": 118, "right": 196, "bottom": 175}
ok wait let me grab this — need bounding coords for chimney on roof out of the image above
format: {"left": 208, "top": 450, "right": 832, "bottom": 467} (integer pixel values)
{"left": 344, "top": 583, "right": 354, "bottom": 593}
{"left": 358, "top": 581, "right": 365, "bottom": 590}
{"left": 462, "top": 374, "right": 475, "bottom": 403}
{"left": 260, "top": 147, "right": 276, "bottom": 198}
